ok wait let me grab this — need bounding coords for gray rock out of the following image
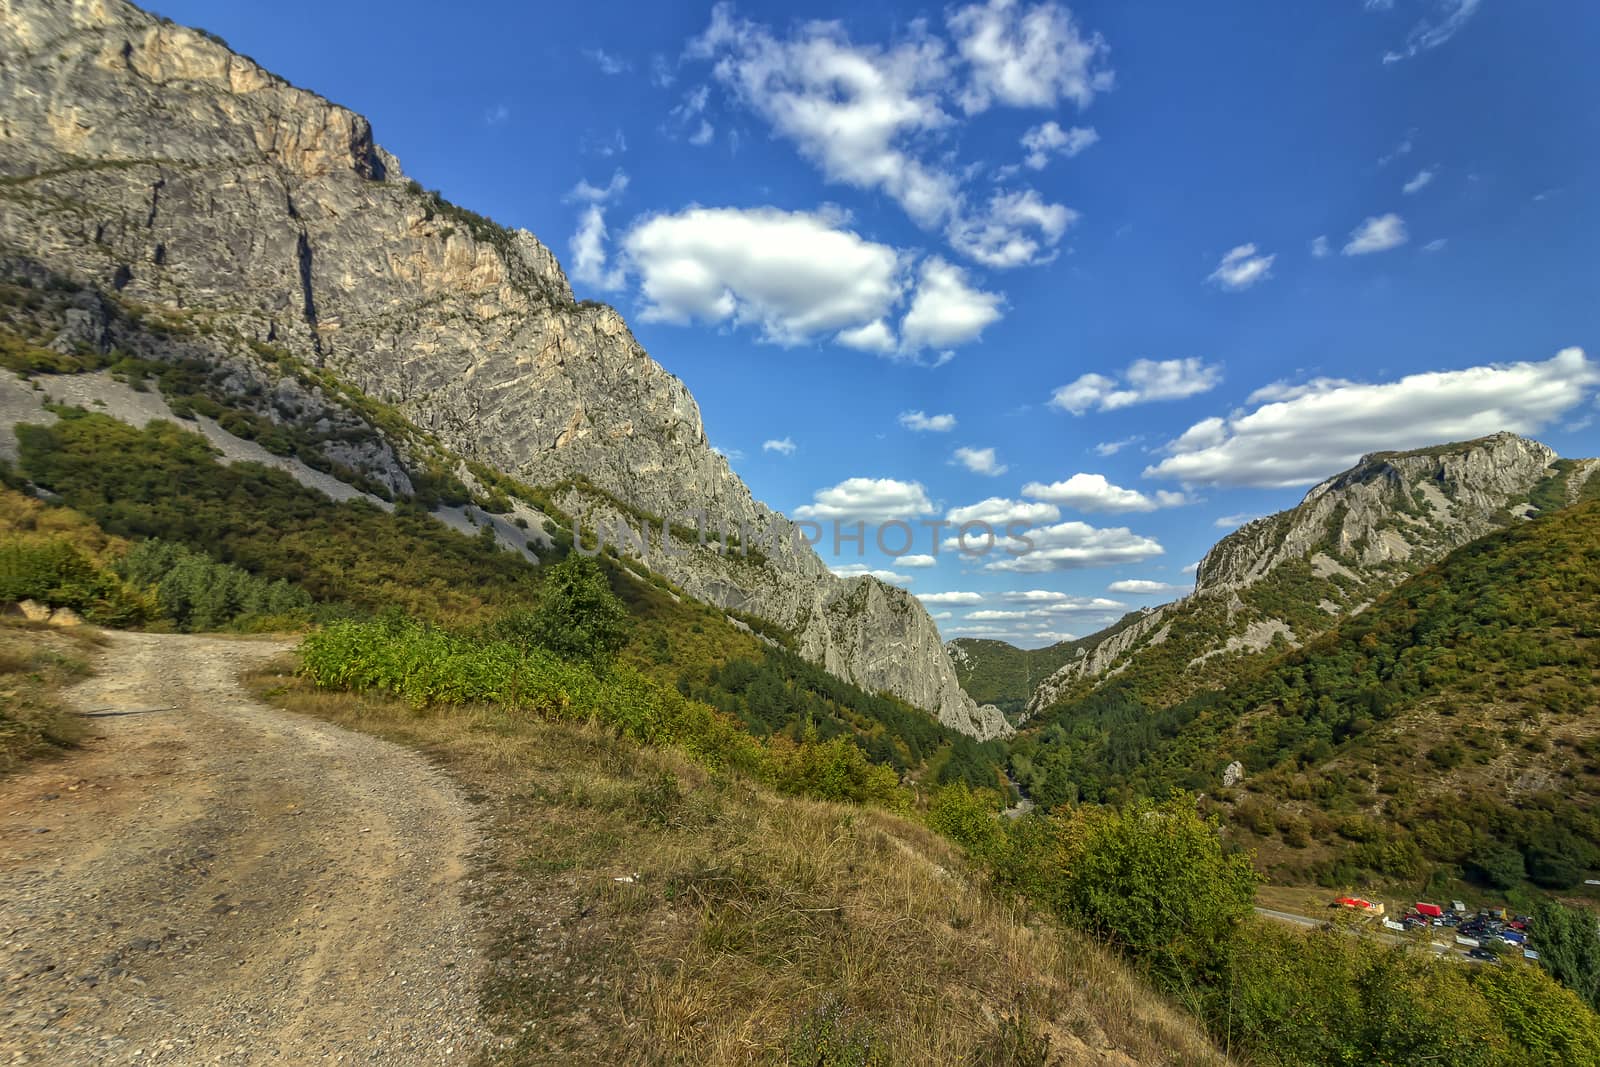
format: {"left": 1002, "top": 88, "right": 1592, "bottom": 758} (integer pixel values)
{"left": 0, "top": 0, "right": 1000, "bottom": 737}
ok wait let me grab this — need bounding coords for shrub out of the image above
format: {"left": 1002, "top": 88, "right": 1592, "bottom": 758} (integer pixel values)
{"left": 0, "top": 536, "right": 146, "bottom": 625}
{"left": 118, "top": 539, "right": 313, "bottom": 631}
{"left": 496, "top": 555, "right": 628, "bottom": 667}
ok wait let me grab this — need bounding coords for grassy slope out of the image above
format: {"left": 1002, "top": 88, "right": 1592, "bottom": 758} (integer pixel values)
{"left": 0, "top": 619, "right": 100, "bottom": 772}
{"left": 1029, "top": 498, "right": 1600, "bottom": 893}
{"left": 247, "top": 660, "right": 1229, "bottom": 1067}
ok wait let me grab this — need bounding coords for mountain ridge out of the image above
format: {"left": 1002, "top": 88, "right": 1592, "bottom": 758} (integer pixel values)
{"left": 0, "top": 0, "right": 1009, "bottom": 738}
{"left": 969, "top": 432, "right": 1597, "bottom": 720}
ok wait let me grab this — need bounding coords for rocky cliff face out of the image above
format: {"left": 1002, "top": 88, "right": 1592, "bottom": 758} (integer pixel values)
{"left": 1026, "top": 434, "right": 1584, "bottom": 715}
{"left": 0, "top": 0, "right": 1007, "bottom": 739}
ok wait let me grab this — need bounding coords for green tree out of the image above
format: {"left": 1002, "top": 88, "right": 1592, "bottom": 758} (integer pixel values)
{"left": 497, "top": 555, "right": 628, "bottom": 667}
{"left": 1021, "top": 796, "right": 1257, "bottom": 977}
{"left": 1535, "top": 901, "right": 1600, "bottom": 1012}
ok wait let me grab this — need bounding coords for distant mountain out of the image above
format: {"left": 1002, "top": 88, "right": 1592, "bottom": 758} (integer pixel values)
{"left": 1024, "top": 434, "right": 1598, "bottom": 718}
{"left": 947, "top": 611, "right": 1154, "bottom": 718}
{"left": 0, "top": 0, "right": 1006, "bottom": 738}
{"left": 1013, "top": 488, "right": 1600, "bottom": 892}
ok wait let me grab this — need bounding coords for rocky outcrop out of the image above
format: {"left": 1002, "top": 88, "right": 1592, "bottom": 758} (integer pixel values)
{"left": 1026, "top": 434, "right": 1585, "bottom": 715}
{"left": 0, "top": 0, "right": 1004, "bottom": 737}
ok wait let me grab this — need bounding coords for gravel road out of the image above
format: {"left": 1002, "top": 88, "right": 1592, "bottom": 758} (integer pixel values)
{"left": 0, "top": 632, "right": 486, "bottom": 1064}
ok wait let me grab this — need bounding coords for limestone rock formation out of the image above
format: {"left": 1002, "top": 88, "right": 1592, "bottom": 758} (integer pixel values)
{"left": 1026, "top": 434, "right": 1588, "bottom": 715}
{"left": 0, "top": 0, "right": 1007, "bottom": 738}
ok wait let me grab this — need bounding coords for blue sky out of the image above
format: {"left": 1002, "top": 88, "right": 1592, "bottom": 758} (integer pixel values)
{"left": 151, "top": 0, "right": 1599, "bottom": 646}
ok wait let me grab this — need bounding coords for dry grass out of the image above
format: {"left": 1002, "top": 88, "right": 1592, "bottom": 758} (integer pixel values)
{"left": 247, "top": 656, "right": 1232, "bottom": 1067}
{"left": 0, "top": 618, "right": 104, "bottom": 774}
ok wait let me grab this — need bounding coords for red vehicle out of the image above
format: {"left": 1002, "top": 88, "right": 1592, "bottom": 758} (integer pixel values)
{"left": 1416, "top": 902, "right": 1444, "bottom": 918}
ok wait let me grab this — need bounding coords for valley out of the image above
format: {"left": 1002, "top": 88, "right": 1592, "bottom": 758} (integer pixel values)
{"left": 3, "top": 0, "right": 1600, "bottom": 1063}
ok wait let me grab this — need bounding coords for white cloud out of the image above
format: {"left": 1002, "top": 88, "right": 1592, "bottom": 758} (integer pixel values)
{"left": 981, "top": 520, "right": 1164, "bottom": 573}
{"left": 831, "top": 564, "right": 914, "bottom": 585}
{"left": 1050, "top": 357, "right": 1222, "bottom": 414}
{"left": 623, "top": 206, "right": 905, "bottom": 345}
{"left": 947, "top": 0, "right": 1113, "bottom": 113}
{"left": 585, "top": 48, "right": 631, "bottom": 75}
{"left": 899, "top": 554, "right": 939, "bottom": 568}
{"left": 1364, "top": 0, "right": 1395, "bottom": 10}
{"left": 1020, "top": 121, "right": 1099, "bottom": 169}
{"left": 900, "top": 410, "right": 958, "bottom": 432}
{"left": 484, "top": 103, "right": 511, "bottom": 126}
{"left": 1022, "top": 472, "right": 1185, "bottom": 512}
{"left": 919, "top": 591, "right": 985, "bottom": 605}
{"left": 1093, "top": 436, "right": 1140, "bottom": 456}
{"left": 1207, "top": 243, "right": 1276, "bottom": 291}
{"left": 1342, "top": 213, "right": 1408, "bottom": 255}
{"left": 1422, "top": 238, "right": 1448, "bottom": 253}
{"left": 691, "top": 5, "right": 961, "bottom": 229}
{"left": 1310, "top": 235, "right": 1331, "bottom": 258}
{"left": 710, "top": 443, "right": 743, "bottom": 461}
{"left": 836, "top": 319, "right": 898, "bottom": 354}
{"left": 949, "top": 188, "right": 1076, "bottom": 268}
{"left": 953, "top": 446, "right": 1008, "bottom": 476}
{"left": 1402, "top": 167, "right": 1435, "bottom": 195}
{"left": 1382, "top": 0, "right": 1482, "bottom": 63}
{"left": 763, "top": 437, "right": 797, "bottom": 455}
{"left": 1214, "top": 512, "right": 1263, "bottom": 529}
{"left": 946, "top": 497, "right": 1061, "bottom": 527}
{"left": 688, "top": 3, "right": 1103, "bottom": 268}
{"left": 1107, "top": 579, "right": 1189, "bottom": 595}
{"left": 1180, "top": 561, "right": 1200, "bottom": 575}
{"left": 1146, "top": 347, "right": 1600, "bottom": 488}
{"left": 793, "top": 477, "right": 934, "bottom": 522}
{"left": 566, "top": 172, "right": 631, "bottom": 292}
{"left": 901, "top": 257, "right": 1004, "bottom": 350}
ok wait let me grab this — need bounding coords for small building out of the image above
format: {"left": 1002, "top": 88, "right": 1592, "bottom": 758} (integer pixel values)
{"left": 1451, "top": 900, "right": 1468, "bottom": 913}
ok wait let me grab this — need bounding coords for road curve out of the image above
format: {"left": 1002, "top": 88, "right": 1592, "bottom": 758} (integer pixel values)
{"left": 0, "top": 632, "right": 485, "bottom": 1064}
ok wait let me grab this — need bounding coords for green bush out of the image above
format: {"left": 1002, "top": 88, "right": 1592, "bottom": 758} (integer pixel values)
{"left": 0, "top": 536, "right": 146, "bottom": 625}
{"left": 117, "top": 540, "right": 313, "bottom": 631}
{"left": 493, "top": 555, "right": 628, "bottom": 667}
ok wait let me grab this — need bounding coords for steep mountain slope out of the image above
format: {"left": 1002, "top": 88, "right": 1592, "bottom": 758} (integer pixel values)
{"left": 0, "top": 0, "right": 1006, "bottom": 738}
{"left": 948, "top": 618, "right": 1149, "bottom": 718}
{"left": 1025, "top": 433, "right": 1597, "bottom": 717}
{"left": 1017, "top": 490, "right": 1600, "bottom": 892}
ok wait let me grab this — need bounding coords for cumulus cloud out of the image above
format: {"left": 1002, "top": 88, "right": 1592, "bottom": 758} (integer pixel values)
{"left": 946, "top": 497, "right": 1061, "bottom": 527}
{"left": 948, "top": 0, "right": 1113, "bottom": 113}
{"left": 831, "top": 564, "right": 914, "bottom": 585}
{"left": 1382, "top": 0, "right": 1482, "bottom": 63}
{"left": 1022, "top": 473, "right": 1186, "bottom": 512}
{"left": 623, "top": 206, "right": 905, "bottom": 345}
{"left": 1343, "top": 213, "right": 1408, "bottom": 255}
{"left": 1403, "top": 167, "right": 1435, "bottom": 195}
{"left": 793, "top": 477, "right": 934, "bottom": 522}
{"left": 949, "top": 188, "right": 1077, "bottom": 268}
{"left": 687, "top": 3, "right": 1104, "bottom": 268}
{"left": 1310, "top": 235, "right": 1331, "bottom": 258}
{"left": 1145, "top": 348, "right": 1600, "bottom": 488}
{"left": 1020, "top": 121, "right": 1099, "bottom": 169}
{"left": 899, "top": 554, "right": 939, "bottom": 567}
{"left": 918, "top": 591, "right": 985, "bottom": 605}
{"left": 981, "top": 520, "right": 1164, "bottom": 573}
{"left": 900, "top": 410, "right": 958, "bottom": 432}
{"left": 1107, "top": 579, "right": 1189, "bottom": 594}
{"left": 953, "top": 446, "right": 1008, "bottom": 476}
{"left": 836, "top": 319, "right": 898, "bottom": 354}
{"left": 690, "top": 5, "right": 961, "bottom": 228}
{"left": 763, "top": 437, "right": 797, "bottom": 455}
{"left": 901, "top": 257, "right": 1004, "bottom": 350}
{"left": 1050, "top": 357, "right": 1222, "bottom": 414}
{"left": 1207, "top": 244, "right": 1276, "bottom": 291}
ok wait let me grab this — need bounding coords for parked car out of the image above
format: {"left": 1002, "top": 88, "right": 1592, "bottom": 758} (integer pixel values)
{"left": 1468, "top": 947, "right": 1500, "bottom": 963}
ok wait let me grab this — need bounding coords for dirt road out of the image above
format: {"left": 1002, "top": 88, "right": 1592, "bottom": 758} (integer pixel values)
{"left": 0, "top": 632, "right": 485, "bottom": 1064}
